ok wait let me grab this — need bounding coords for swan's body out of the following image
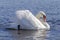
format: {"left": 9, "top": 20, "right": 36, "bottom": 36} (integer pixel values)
{"left": 15, "top": 10, "right": 50, "bottom": 30}
{"left": 6, "top": 10, "right": 50, "bottom": 30}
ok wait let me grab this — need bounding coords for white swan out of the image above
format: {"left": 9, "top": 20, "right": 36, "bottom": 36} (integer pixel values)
{"left": 15, "top": 10, "right": 50, "bottom": 30}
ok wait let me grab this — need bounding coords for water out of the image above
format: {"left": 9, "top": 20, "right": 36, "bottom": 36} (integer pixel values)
{"left": 0, "top": 0, "right": 60, "bottom": 40}
{"left": 0, "top": 29, "right": 49, "bottom": 40}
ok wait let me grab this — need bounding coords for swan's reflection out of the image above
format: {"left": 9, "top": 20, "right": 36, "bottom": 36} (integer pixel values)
{"left": 8, "top": 29, "right": 48, "bottom": 40}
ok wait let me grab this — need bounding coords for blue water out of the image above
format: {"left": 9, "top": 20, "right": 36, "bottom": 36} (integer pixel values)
{"left": 0, "top": 0, "right": 60, "bottom": 40}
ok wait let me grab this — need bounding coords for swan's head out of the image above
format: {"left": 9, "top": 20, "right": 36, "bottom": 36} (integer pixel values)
{"left": 39, "top": 11, "right": 46, "bottom": 16}
{"left": 39, "top": 11, "right": 46, "bottom": 22}
{"left": 36, "top": 11, "right": 46, "bottom": 22}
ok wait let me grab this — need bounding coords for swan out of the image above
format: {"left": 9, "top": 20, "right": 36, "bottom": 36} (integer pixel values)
{"left": 15, "top": 10, "right": 50, "bottom": 30}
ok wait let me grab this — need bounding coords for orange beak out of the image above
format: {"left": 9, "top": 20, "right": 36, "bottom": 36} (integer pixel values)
{"left": 43, "top": 15, "right": 46, "bottom": 22}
